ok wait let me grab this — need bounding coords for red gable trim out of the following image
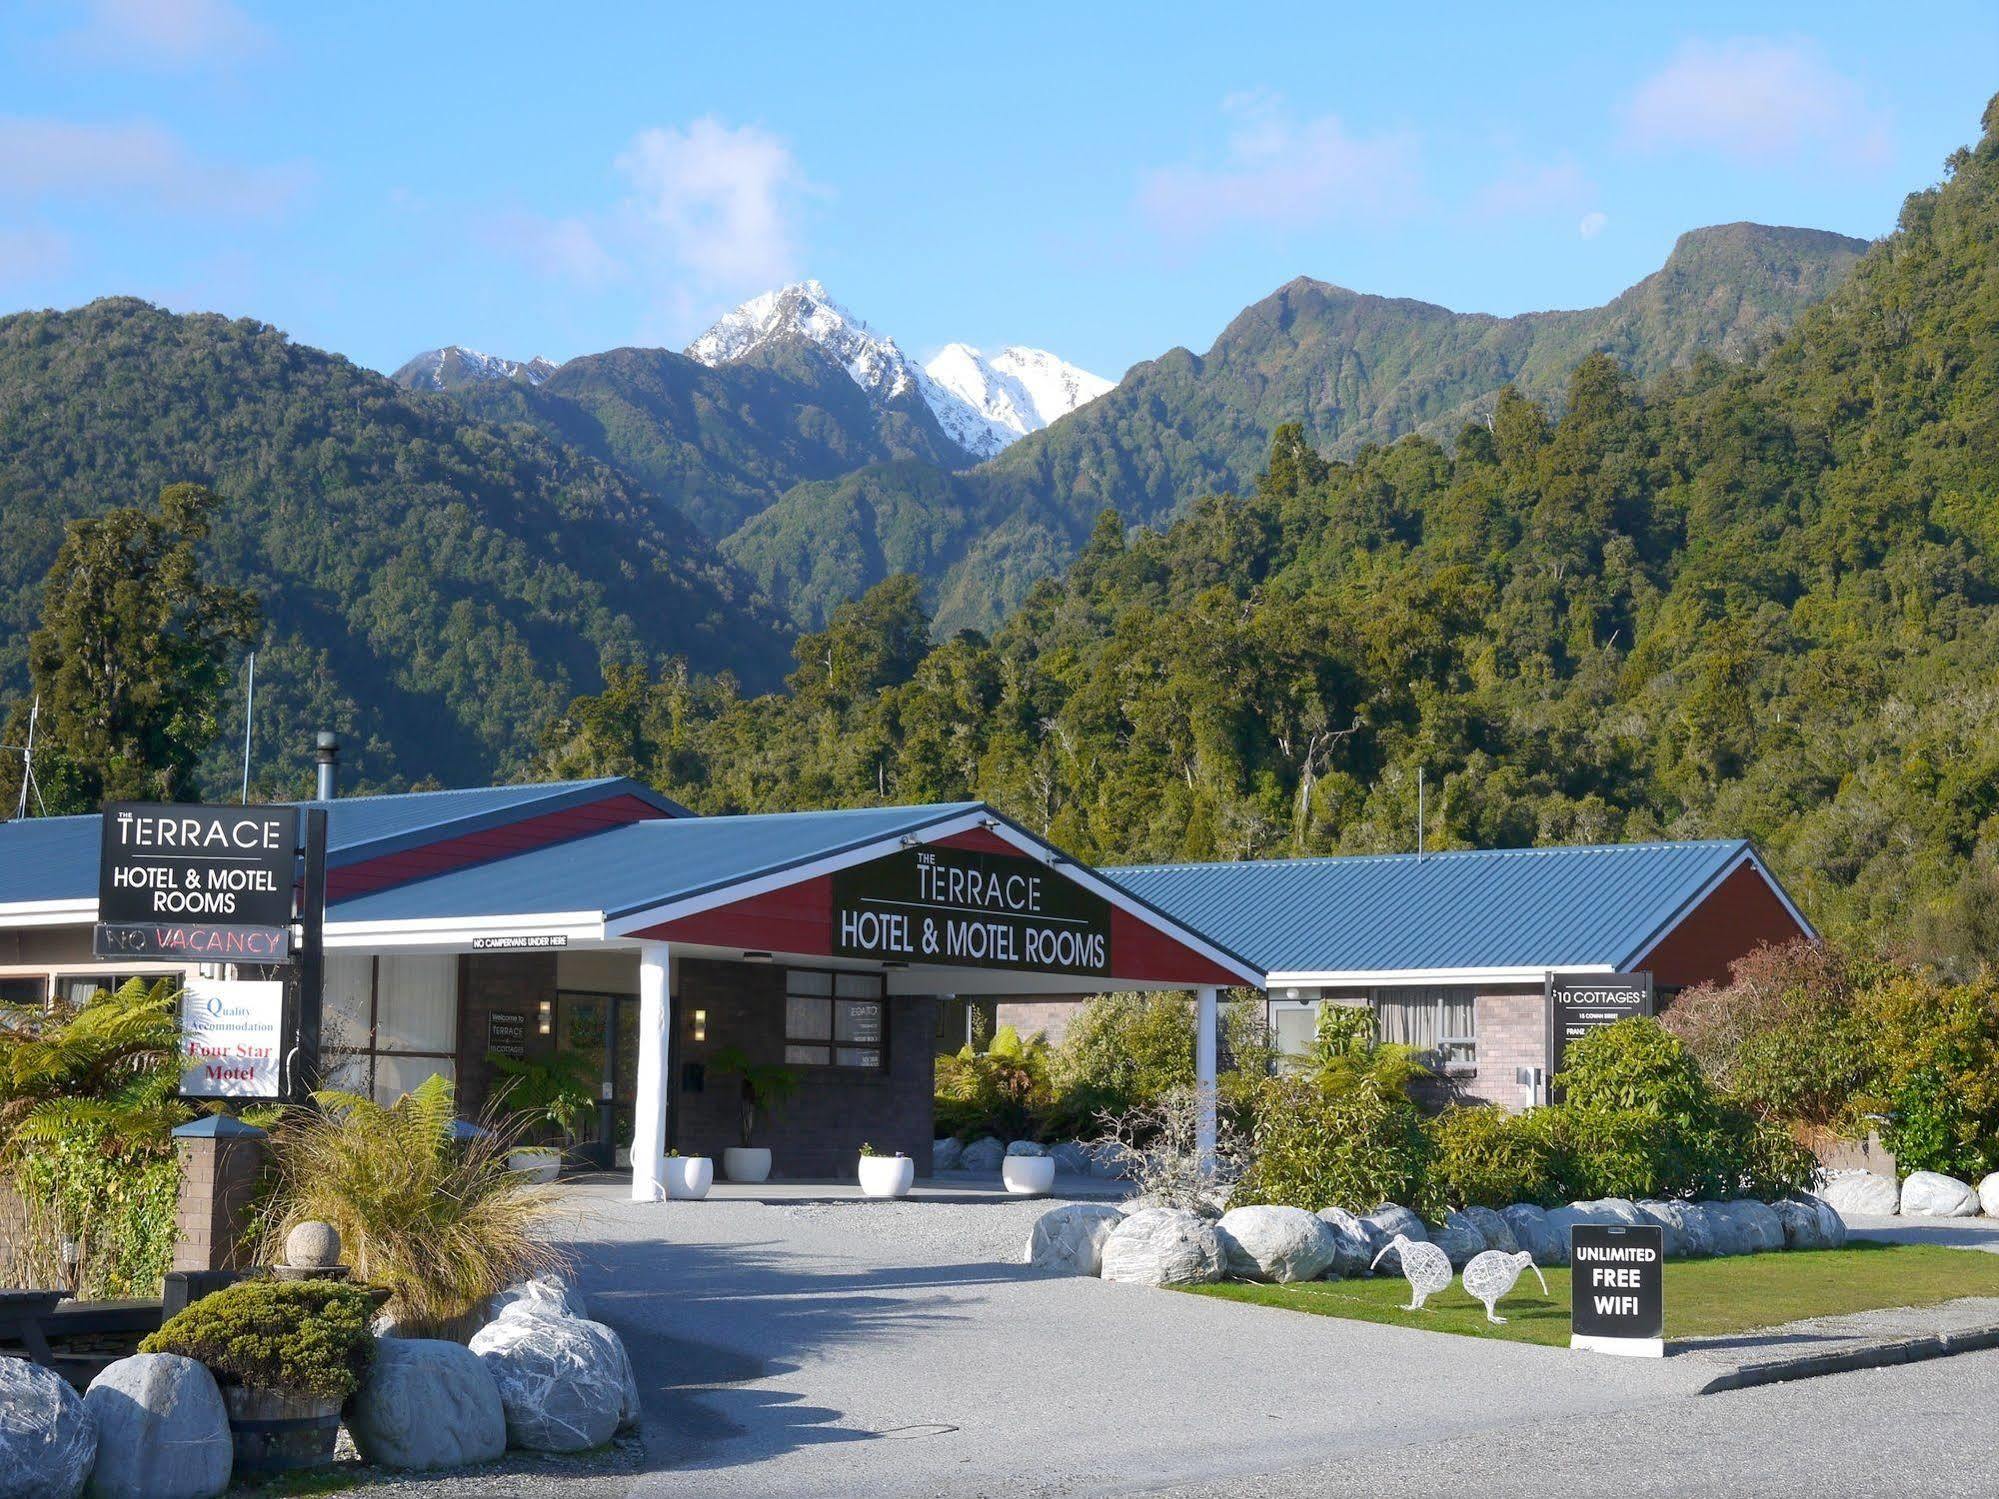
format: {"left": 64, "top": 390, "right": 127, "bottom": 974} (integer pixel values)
{"left": 1638, "top": 861, "right": 1811, "bottom": 990}
{"left": 329, "top": 792, "right": 669, "bottom": 902}
{"left": 632, "top": 845, "right": 1247, "bottom": 988}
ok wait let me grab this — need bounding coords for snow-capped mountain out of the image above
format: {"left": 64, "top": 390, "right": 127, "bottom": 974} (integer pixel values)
{"left": 920, "top": 343, "right": 1113, "bottom": 459}
{"left": 392, "top": 346, "right": 559, "bottom": 392}
{"left": 686, "top": 281, "right": 1108, "bottom": 460}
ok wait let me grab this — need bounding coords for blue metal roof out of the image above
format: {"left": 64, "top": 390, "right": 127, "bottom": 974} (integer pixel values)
{"left": 1108, "top": 840, "right": 1786, "bottom": 976}
{"left": 331, "top": 802, "right": 985, "bottom": 922}
{"left": 0, "top": 777, "right": 682, "bottom": 905}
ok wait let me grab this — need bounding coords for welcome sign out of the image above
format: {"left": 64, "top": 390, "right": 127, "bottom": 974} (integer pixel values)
{"left": 96, "top": 803, "right": 297, "bottom": 963}
{"left": 830, "top": 845, "right": 1112, "bottom": 976}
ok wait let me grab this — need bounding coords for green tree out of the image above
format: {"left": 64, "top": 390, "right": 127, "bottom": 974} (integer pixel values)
{"left": 2, "top": 484, "right": 258, "bottom": 813}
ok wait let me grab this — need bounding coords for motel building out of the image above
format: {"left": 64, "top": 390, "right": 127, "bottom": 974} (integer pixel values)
{"left": 0, "top": 764, "right": 1813, "bottom": 1192}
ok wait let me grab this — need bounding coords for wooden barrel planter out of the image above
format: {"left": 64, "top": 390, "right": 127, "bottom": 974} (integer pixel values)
{"left": 219, "top": 1384, "right": 343, "bottom": 1474}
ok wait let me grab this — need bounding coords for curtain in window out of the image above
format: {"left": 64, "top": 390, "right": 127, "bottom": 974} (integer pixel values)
{"left": 1375, "top": 991, "right": 1439, "bottom": 1049}
{"left": 322, "top": 954, "right": 373, "bottom": 1052}
{"left": 374, "top": 955, "right": 457, "bottom": 1054}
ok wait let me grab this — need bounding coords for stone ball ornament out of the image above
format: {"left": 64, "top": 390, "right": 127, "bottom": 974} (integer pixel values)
{"left": 1370, "top": 1232, "right": 1453, "bottom": 1311}
{"left": 284, "top": 1220, "right": 344, "bottom": 1269}
{"left": 1461, "top": 1248, "right": 1549, "bottom": 1324}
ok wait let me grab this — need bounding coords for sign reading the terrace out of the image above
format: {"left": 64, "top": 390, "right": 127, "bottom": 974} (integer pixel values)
{"left": 831, "top": 846, "right": 1112, "bottom": 976}
{"left": 1569, "top": 1223, "right": 1664, "bottom": 1357}
{"left": 96, "top": 803, "right": 295, "bottom": 963}
{"left": 1545, "top": 971, "right": 1653, "bottom": 1098}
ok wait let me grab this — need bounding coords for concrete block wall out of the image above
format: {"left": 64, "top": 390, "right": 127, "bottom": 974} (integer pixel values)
{"left": 456, "top": 953, "right": 561, "bottom": 1116}
{"left": 672, "top": 958, "right": 936, "bottom": 1178}
{"left": 172, "top": 1134, "right": 267, "bottom": 1273}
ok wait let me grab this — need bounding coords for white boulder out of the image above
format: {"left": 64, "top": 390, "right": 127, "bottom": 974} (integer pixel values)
{"left": 1024, "top": 1203, "right": 1126, "bottom": 1275}
{"left": 1980, "top": 1173, "right": 1999, "bottom": 1218}
{"left": 490, "top": 1274, "right": 590, "bottom": 1321}
{"left": 82, "top": 1354, "right": 228, "bottom": 1499}
{"left": 1499, "top": 1204, "right": 1565, "bottom": 1265}
{"left": 1314, "top": 1207, "right": 1374, "bottom": 1278}
{"left": 1772, "top": 1195, "right": 1844, "bottom": 1252}
{"left": 1634, "top": 1201, "right": 1691, "bottom": 1260}
{"left": 468, "top": 1308, "right": 625, "bottom": 1452}
{"left": 1901, "top": 1171, "right": 1980, "bottom": 1218}
{"left": 1432, "top": 1212, "right": 1487, "bottom": 1268}
{"left": 1461, "top": 1207, "right": 1518, "bottom": 1255}
{"left": 1004, "top": 1139, "right": 1047, "bottom": 1158}
{"left": 1100, "top": 1207, "right": 1226, "bottom": 1286}
{"left": 1089, "top": 1142, "right": 1133, "bottom": 1179}
{"left": 1819, "top": 1170, "right": 1900, "bottom": 1218}
{"left": 1712, "top": 1199, "right": 1786, "bottom": 1253}
{"left": 346, "top": 1338, "right": 506, "bottom": 1471}
{"left": 1048, "top": 1141, "right": 1093, "bottom": 1176}
{"left": 959, "top": 1136, "right": 1005, "bottom": 1174}
{"left": 1216, "top": 1206, "right": 1338, "bottom": 1283}
{"left": 1358, "top": 1205, "right": 1427, "bottom": 1273}
{"left": 932, "top": 1137, "right": 964, "bottom": 1171}
{"left": 0, "top": 1359, "right": 96, "bottom": 1499}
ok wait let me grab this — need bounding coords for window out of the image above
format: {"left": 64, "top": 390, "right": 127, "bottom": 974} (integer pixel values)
{"left": 0, "top": 976, "right": 48, "bottom": 1007}
{"left": 784, "top": 969, "right": 884, "bottom": 1070}
{"left": 1373, "top": 986, "right": 1476, "bottom": 1068}
{"left": 324, "top": 954, "right": 459, "bottom": 1103}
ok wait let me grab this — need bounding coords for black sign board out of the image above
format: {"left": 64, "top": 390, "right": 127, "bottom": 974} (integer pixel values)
{"left": 830, "top": 845, "right": 1112, "bottom": 977}
{"left": 487, "top": 1011, "right": 528, "bottom": 1060}
{"left": 1546, "top": 971, "right": 1653, "bottom": 1099}
{"left": 96, "top": 803, "right": 296, "bottom": 963}
{"left": 1569, "top": 1223, "right": 1664, "bottom": 1355}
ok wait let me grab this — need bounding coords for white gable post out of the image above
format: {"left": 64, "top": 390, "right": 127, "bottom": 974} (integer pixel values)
{"left": 1195, "top": 985, "right": 1218, "bottom": 1171}
{"left": 631, "top": 941, "right": 672, "bottom": 1202}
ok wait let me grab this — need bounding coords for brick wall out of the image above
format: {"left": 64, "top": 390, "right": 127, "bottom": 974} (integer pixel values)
{"left": 456, "top": 954, "right": 561, "bottom": 1116}
{"left": 1459, "top": 989, "right": 1546, "bottom": 1110}
{"left": 671, "top": 958, "right": 936, "bottom": 1178}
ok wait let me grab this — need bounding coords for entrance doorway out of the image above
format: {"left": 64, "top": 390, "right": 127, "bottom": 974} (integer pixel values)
{"left": 555, "top": 991, "right": 647, "bottom": 1168}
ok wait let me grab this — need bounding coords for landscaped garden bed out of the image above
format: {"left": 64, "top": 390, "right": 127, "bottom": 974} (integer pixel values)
{"left": 1179, "top": 1242, "right": 1999, "bottom": 1347}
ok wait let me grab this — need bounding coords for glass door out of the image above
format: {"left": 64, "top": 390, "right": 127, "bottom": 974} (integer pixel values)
{"left": 556, "top": 993, "right": 617, "bottom": 1168}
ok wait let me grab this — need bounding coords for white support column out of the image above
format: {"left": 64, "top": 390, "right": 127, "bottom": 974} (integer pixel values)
{"left": 630, "top": 942, "right": 671, "bottom": 1203}
{"left": 1195, "top": 985, "right": 1218, "bottom": 1172}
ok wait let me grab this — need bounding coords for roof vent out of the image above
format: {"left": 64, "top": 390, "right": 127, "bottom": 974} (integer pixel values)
{"left": 314, "top": 732, "right": 340, "bottom": 802}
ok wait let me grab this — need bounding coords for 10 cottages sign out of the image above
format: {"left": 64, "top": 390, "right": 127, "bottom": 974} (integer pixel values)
{"left": 831, "top": 845, "right": 1112, "bottom": 976}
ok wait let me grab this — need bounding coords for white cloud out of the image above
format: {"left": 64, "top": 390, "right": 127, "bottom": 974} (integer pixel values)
{"left": 1623, "top": 38, "right": 1890, "bottom": 167}
{"left": 1138, "top": 92, "right": 1420, "bottom": 237}
{"left": 0, "top": 225, "right": 70, "bottom": 287}
{"left": 614, "top": 117, "right": 810, "bottom": 292}
{"left": 59, "top": 0, "right": 269, "bottom": 70}
{"left": 1471, "top": 158, "right": 1592, "bottom": 220}
{"left": 502, "top": 213, "right": 622, "bottom": 287}
{"left": 0, "top": 117, "right": 306, "bottom": 218}
{"left": 1579, "top": 211, "right": 1609, "bottom": 239}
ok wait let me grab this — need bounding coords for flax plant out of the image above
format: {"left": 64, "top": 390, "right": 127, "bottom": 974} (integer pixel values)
{"left": 260, "top": 1074, "right": 567, "bottom": 1338}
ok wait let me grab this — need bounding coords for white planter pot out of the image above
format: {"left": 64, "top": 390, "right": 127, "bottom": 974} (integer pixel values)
{"left": 858, "top": 1155, "right": 915, "bottom": 1199}
{"left": 666, "top": 1156, "right": 714, "bottom": 1200}
{"left": 1001, "top": 1156, "right": 1056, "bottom": 1196}
{"left": 615, "top": 1145, "right": 631, "bottom": 1169}
{"left": 722, "top": 1146, "right": 772, "bottom": 1183}
{"left": 508, "top": 1148, "right": 562, "bottom": 1184}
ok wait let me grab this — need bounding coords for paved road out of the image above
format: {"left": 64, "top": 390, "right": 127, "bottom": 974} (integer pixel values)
{"left": 384, "top": 1187, "right": 1992, "bottom": 1498}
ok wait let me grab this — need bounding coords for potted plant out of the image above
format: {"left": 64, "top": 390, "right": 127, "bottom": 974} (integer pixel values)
{"left": 141, "top": 1278, "right": 375, "bottom": 1476}
{"left": 665, "top": 1147, "right": 713, "bottom": 1200}
{"left": 857, "top": 1142, "right": 914, "bottom": 1199}
{"left": 710, "top": 1047, "right": 798, "bottom": 1183}
{"left": 1001, "top": 1146, "right": 1057, "bottom": 1196}
{"left": 489, "top": 1051, "right": 598, "bottom": 1180}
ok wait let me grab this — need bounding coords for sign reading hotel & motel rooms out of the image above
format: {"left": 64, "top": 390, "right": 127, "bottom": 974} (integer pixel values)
{"left": 831, "top": 846, "right": 1113, "bottom": 977}
{"left": 94, "top": 802, "right": 296, "bottom": 963}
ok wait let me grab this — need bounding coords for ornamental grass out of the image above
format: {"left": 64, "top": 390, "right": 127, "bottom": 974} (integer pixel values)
{"left": 259, "top": 1074, "right": 567, "bottom": 1338}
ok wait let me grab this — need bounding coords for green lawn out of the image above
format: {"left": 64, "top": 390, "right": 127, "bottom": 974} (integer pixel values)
{"left": 1181, "top": 1243, "right": 1999, "bottom": 1347}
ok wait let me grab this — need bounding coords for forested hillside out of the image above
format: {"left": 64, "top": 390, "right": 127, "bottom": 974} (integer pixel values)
{"left": 539, "top": 98, "right": 1999, "bottom": 957}
{"left": 0, "top": 300, "right": 789, "bottom": 792}
{"left": 731, "top": 223, "right": 1866, "bottom": 633}
{"left": 425, "top": 333, "right": 977, "bottom": 540}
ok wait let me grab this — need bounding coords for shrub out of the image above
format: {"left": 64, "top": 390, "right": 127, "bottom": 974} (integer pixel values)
{"left": 1050, "top": 995, "right": 1193, "bottom": 1118}
{"left": 1555, "top": 1017, "right": 1708, "bottom": 1116}
{"left": 143, "top": 1279, "right": 374, "bottom": 1401}
{"left": 259, "top": 1075, "right": 565, "bottom": 1337}
{"left": 1855, "top": 967, "right": 1999, "bottom": 1178}
{"left": 1092, "top": 1086, "right": 1250, "bottom": 1210}
{"left": 1426, "top": 1105, "right": 1559, "bottom": 1209}
{"left": 1233, "top": 1073, "right": 1435, "bottom": 1216}
{"left": 0, "top": 978, "right": 188, "bottom": 1296}
{"left": 488, "top": 1051, "right": 598, "bottom": 1143}
{"left": 934, "top": 1025, "right": 1052, "bottom": 1140}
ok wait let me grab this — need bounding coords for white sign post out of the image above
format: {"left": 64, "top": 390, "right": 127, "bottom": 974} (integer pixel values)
{"left": 178, "top": 978, "right": 287, "bottom": 1099}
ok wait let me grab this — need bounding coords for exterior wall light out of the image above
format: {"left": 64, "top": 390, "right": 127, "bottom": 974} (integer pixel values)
{"left": 900, "top": 834, "right": 921, "bottom": 848}
{"left": 742, "top": 951, "right": 773, "bottom": 963}
{"left": 537, "top": 999, "right": 552, "bottom": 1035}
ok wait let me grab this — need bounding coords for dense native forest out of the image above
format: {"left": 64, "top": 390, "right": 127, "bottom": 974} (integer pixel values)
{"left": 537, "top": 97, "right": 1999, "bottom": 961}
{"left": 0, "top": 300, "right": 790, "bottom": 791}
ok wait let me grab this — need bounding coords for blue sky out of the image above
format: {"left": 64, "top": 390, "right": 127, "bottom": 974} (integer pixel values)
{"left": 2, "top": 1, "right": 1994, "bottom": 380}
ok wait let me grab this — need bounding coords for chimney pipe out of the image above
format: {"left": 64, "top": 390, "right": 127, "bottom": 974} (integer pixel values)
{"left": 314, "top": 732, "right": 340, "bottom": 802}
